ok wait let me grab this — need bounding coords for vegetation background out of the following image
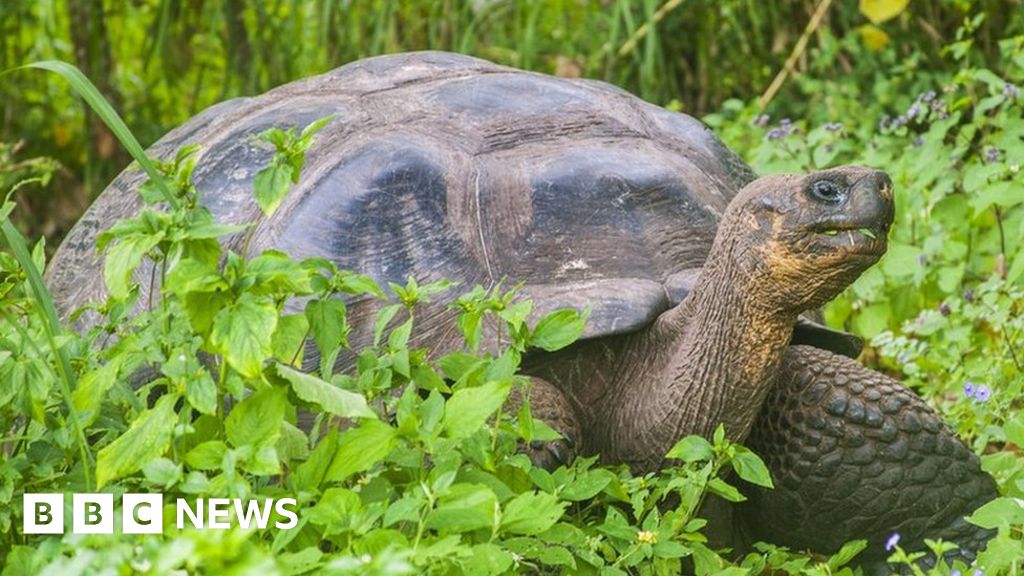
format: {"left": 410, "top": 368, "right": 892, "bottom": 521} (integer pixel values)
{"left": 1, "top": 0, "right": 1024, "bottom": 574}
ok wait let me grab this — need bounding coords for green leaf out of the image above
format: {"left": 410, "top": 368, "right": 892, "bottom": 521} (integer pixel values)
{"left": 827, "top": 539, "right": 868, "bottom": 569}
{"left": 707, "top": 477, "right": 745, "bottom": 503}
{"left": 245, "top": 250, "right": 313, "bottom": 295}
{"left": 96, "top": 396, "right": 177, "bottom": 488}
{"left": 967, "top": 497, "right": 1024, "bottom": 529}
{"left": 185, "top": 440, "right": 228, "bottom": 470}
{"left": 185, "top": 369, "right": 218, "bottom": 416}
{"left": 442, "top": 380, "right": 512, "bottom": 439}
{"left": 104, "top": 232, "right": 164, "bottom": 300}
{"left": 305, "top": 298, "right": 347, "bottom": 355}
{"left": 500, "top": 491, "right": 567, "bottom": 535}
{"left": 272, "top": 313, "right": 309, "bottom": 365}
{"left": 530, "top": 308, "right": 589, "bottom": 352}
{"left": 666, "top": 435, "right": 714, "bottom": 463}
{"left": 164, "top": 257, "right": 227, "bottom": 295}
{"left": 373, "top": 304, "right": 403, "bottom": 347}
{"left": 253, "top": 161, "right": 293, "bottom": 216}
{"left": 425, "top": 483, "right": 499, "bottom": 533}
{"left": 225, "top": 387, "right": 287, "bottom": 448}
{"left": 324, "top": 420, "right": 398, "bottom": 482}
{"left": 730, "top": 448, "right": 773, "bottom": 488}
{"left": 277, "top": 363, "right": 376, "bottom": 419}
{"left": 561, "top": 469, "right": 615, "bottom": 501}
{"left": 210, "top": 294, "right": 278, "bottom": 378}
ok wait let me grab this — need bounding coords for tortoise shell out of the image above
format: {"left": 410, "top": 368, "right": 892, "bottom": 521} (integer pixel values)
{"left": 47, "top": 51, "right": 814, "bottom": 359}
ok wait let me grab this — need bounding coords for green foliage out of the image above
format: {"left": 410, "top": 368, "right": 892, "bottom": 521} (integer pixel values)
{"left": 1, "top": 111, "right": 857, "bottom": 575}
{"left": 3, "top": 3, "right": 1024, "bottom": 573}
{"left": 705, "top": 15, "right": 1024, "bottom": 575}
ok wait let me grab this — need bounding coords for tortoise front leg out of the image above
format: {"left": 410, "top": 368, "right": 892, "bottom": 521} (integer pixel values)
{"left": 740, "top": 345, "right": 996, "bottom": 570}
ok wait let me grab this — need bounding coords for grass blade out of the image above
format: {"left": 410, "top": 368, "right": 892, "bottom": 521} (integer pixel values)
{"left": 4, "top": 60, "right": 179, "bottom": 210}
{"left": 1, "top": 213, "right": 93, "bottom": 488}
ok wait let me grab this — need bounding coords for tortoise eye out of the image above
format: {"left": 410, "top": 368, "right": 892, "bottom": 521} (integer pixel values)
{"left": 810, "top": 180, "right": 846, "bottom": 204}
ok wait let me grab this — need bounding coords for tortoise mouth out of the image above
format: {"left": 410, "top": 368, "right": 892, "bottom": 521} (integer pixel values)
{"left": 804, "top": 221, "right": 890, "bottom": 255}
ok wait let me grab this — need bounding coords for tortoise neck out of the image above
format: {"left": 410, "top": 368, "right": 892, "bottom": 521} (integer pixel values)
{"left": 611, "top": 238, "right": 798, "bottom": 470}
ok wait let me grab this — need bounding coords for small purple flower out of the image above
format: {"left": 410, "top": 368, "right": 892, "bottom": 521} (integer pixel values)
{"left": 940, "top": 302, "right": 951, "bottom": 316}
{"left": 985, "top": 146, "right": 1001, "bottom": 163}
{"left": 878, "top": 114, "right": 892, "bottom": 130}
{"left": 906, "top": 103, "right": 921, "bottom": 119}
{"left": 974, "top": 569, "right": 985, "bottom": 576}
{"left": 950, "top": 571, "right": 961, "bottom": 576}
{"left": 964, "top": 288, "right": 975, "bottom": 302}
{"left": 964, "top": 382, "right": 976, "bottom": 397}
{"left": 974, "top": 385, "right": 991, "bottom": 402}
{"left": 921, "top": 90, "right": 937, "bottom": 103}
{"left": 912, "top": 135, "right": 925, "bottom": 147}
{"left": 825, "top": 122, "right": 843, "bottom": 132}
{"left": 892, "top": 115, "right": 908, "bottom": 128}
{"left": 1004, "top": 83, "right": 1020, "bottom": 100}
{"left": 754, "top": 114, "right": 770, "bottom": 127}
{"left": 780, "top": 118, "right": 792, "bottom": 127}
{"left": 885, "top": 532, "right": 900, "bottom": 551}
{"left": 766, "top": 128, "right": 785, "bottom": 141}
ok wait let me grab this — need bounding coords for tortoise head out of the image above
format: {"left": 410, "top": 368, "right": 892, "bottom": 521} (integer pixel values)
{"left": 714, "top": 165, "right": 894, "bottom": 312}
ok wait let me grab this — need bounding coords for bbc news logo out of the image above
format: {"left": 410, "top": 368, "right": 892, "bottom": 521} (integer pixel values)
{"left": 23, "top": 493, "right": 298, "bottom": 534}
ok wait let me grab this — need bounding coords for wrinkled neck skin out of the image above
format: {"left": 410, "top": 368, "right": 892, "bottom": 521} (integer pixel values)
{"left": 596, "top": 235, "right": 798, "bottom": 471}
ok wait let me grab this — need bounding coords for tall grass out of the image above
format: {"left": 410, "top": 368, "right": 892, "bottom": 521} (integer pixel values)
{"left": 0, "top": 0, "right": 1022, "bottom": 244}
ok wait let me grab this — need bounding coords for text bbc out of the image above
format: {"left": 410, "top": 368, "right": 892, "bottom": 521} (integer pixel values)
{"left": 23, "top": 493, "right": 298, "bottom": 534}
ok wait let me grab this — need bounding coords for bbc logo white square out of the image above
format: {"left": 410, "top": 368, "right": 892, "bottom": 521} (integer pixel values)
{"left": 73, "top": 493, "right": 114, "bottom": 534}
{"left": 23, "top": 493, "right": 63, "bottom": 534}
{"left": 123, "top": 494, "right": 163, "bottom": 534}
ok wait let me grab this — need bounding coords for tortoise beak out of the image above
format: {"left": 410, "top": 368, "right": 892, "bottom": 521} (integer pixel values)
{"left": 849, "top": 170, "right": 894, "bottom": 236}
{"left": 807, "top": 169, "right": 894, "bottom": 242}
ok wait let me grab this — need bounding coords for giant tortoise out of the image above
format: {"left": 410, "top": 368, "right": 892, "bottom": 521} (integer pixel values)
{"left": 46, "top": 51, "right": 996, "bottom": 569}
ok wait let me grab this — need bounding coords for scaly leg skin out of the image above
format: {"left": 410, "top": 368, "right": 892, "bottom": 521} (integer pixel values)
{"left": 741, "top": 345, "right": 997, "bottom": 572}
{"left": 508, "top": 377, "right": 581, "bottom": 470}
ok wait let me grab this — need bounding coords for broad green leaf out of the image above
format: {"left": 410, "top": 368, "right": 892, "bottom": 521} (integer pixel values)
{"left": 500, "top": 491, "right": 567, "bottom": 535}
{"left": 827, "top": 539, "right": 868, "bottom": 569}
{"left": 305, "top": 298, "right": 348, "bottom": 355}
{"left": 104, "top": 232, "right": 164, "bottom": 300}
{"left": 71, "top": 358, "right": 123, "bottom": 425}
{"left": 245, "top": 250, "right": 312, "bottom": 294}
{"left": 967, "top": 497, "right": 1024, "bottom": 529}
{"left": 96, "top": 396, "right": 177, "bottom": 488}
{"left": 253, "top": 161, "right": 292, "bottom": 216}
{"left": 185, "top": 440, "right": 228, "bottom": 470}
{"left": 561, "top": 469, "right": 615, "bottom": 501}
{"left": 530, "top": 308, "right": 589, "bottom": 352}
{"left": 277, "top": 363, "right": 376, "bottom": 419}
{"left": 164, "top": 257, "right": 227, "bottom": 295}
{"left": 730, "top": 448, "right": 773, "bottom": 488}
{"left": 306, "top": 487, "right": 362, "bottom": 533}
{"left": 185, "top": 369, "right": 217, "bottom": 415}
{"left": 225, "top": 387, "right": 287, "bottom": 448}
{"left": 424, "top": 483, "right": 498, "bottom": 533}
{"left": 442, "top": 380, "right": 512, "bottom": 439}
{"left": 210, "top": 294, "right": 278, "bottom": 378}
{"left": 461, "top": 544, "right": 514, "bottom": 575}
{"left": 707, "top": 477, "right": 745, "bottom": 503}
{"left": 666, "top": 435, "right": 714, "bottom": 463}
{"left": 272, "top": 313, "right": 309, "bottom": 365}
{"left": 324, "top": 420, "right": 398, "bottom": 482}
